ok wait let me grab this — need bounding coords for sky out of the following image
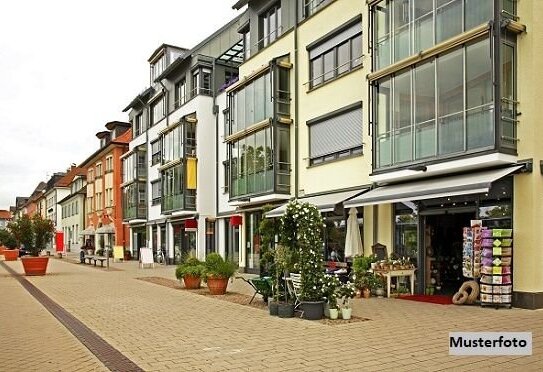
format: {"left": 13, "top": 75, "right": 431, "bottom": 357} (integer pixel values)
{"left": 0, "top": 0, "right": 241, "bottom": 210}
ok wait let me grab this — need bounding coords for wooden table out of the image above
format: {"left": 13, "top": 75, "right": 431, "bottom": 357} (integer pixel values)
{"left": 375, "top": 269, "right": 416, "bottom": 298}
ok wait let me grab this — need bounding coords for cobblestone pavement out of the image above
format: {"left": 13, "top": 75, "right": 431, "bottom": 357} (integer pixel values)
{"left": 1, "top": 257, "right": 542, "bottom": 371}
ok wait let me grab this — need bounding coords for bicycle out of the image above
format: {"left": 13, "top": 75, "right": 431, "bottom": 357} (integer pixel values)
{"left": 155, "top": 247, "right": 166, "bottom": 265}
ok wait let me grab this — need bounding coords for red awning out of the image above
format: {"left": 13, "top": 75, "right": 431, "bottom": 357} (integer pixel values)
{"left": 184, "top": 219, "right": 198, "bottom": 229}
{"left": 229, "top": 215, "right": 243, "bottom": 226}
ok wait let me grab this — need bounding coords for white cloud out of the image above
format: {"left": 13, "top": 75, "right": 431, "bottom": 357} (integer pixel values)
{"left": 0, "top": 0, "right": 240, "bottom": 208}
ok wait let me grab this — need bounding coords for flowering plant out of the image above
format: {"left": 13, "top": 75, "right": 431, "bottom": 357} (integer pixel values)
{"left": 339, "top": 281, "right": 356, "bottom": 309}
{"left": 321, "top": 274, "right": 341, "bottom": 309}
{"left": 280, "top": 200, "right": 325, "bottom": 302}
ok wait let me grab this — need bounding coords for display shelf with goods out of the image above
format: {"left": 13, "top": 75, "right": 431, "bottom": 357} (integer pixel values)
{"left": 479, "top": 228, "right": 513, "bottom": 308}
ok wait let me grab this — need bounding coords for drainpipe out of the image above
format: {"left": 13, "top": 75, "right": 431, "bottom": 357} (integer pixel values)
{"left": 213, "top": 58, "right": 220, "bottom": 221}
{"left": 294, "top": 1, "right": 299, "bottom": 198}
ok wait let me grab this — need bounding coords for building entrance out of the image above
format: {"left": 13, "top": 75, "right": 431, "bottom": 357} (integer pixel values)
{"left": 424, "top": 212, "right": 474, "bottom": 295}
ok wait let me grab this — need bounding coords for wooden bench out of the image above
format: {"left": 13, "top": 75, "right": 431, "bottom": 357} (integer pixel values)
{"left": 84, "top": 255, "right": 107, "bottom": 267}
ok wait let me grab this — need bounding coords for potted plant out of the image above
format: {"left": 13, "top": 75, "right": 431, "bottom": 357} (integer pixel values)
{"left": 176, "top": 257, "right": 205, "bottom": 289}
{"left": 258, "top": 205, "right": 281, "bottom": 315}
{"left": 203, "top": 253, "right": 237, "bottom": 295}
{"left": 274, "top": 245, "right": 295, "bottom": 318}
{"left": 339, "top": 281, "right": 356, "bottom": 320}
{"left": 0, "top": 228, "right": 19, "bottom": 260}
{"left": 281, "top": 200, "right": 325, "bottom": 320}
{"left": 8, "top": 214, "right": 55, "bottom": 275}
{"left": 322, "top": 274, "right": 341, "bottom": 319}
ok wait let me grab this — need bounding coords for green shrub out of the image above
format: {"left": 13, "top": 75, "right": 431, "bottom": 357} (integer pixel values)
{"left": 204, "top": 253, "right": 237, "bottom": 280}
{"left": 0, "top": 229, "right": 17, "bottom": 249}
{"left": 175, "top": 257, "right": 205, "bottom": 279}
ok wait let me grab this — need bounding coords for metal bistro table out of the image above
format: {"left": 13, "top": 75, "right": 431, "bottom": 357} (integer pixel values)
{"left": 375, "top": 268, "right": 416, "bottom": 298}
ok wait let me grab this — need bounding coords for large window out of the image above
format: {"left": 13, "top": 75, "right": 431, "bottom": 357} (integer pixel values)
{"left": 161, "top": 163, "right": 195, "bottom": 212}
{"left": 150, "top": 96, "right": 165, "bottom": 126}
{"left": 242, "top": 26, "right": 251, "bottom": 60}
{"left": 374, "top": 37, "right": 494, "bottom": 169}
{"left": 191, "top": 68, "right": 212, "bottom": 98}
{"left": 309, "top": 20, "right": 362, "bottom": 89}
{"left": 133, "top": 113, "right": 144, "bottom": 137}
{"left": 174, "top": 79, "right": 186, "bottom": 108}
{"left": 500, "top": 39, "right": 517, "bottom": 149}
{"left": 228, "top": 71, "right": 273, "bottom": 135}
{"left": 151, "top": 180, "right": 161, "bottom": 206}
{"left": 205, "top": 220, "right": 216, "bottom": 256}
{"left": 122, "top": 182, "right": 146, "bottom": 220}
{"left": 372, "top": 0, "right": 493, "bottom": 70}
{"left": 301, "top": 0, "right": 332, "bottom": 19}
{"left": 230, "top": 127, "right": 275, "bottom": 198}
{"left": 162, "top": 119, "right": 197, "bottom": 164}
{"left": 151, "top": 140, "right": 161, "bottom": 166}
{"left": 122, "top": 150, "right": 147, "bottom": 184}
{"left": 309, "top": 104, "right": 363, "bottom": 165}
{"left": 151, "top": 54, "right": 166, "bottom": 82}
{"left": 259, "top": 3, "right": 281, "bottom": 49}
{"left": 228, "top": 63, "right": 289, "bottom": 136}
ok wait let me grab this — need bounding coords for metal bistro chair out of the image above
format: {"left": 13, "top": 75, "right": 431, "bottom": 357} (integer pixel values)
{"left": 286, "top": 273, "right": 302, "bottom": 312}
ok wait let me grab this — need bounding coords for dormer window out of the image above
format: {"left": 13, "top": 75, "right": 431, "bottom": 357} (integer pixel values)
{"left": 151, "top": 54, "right": 166, "bottom": 83}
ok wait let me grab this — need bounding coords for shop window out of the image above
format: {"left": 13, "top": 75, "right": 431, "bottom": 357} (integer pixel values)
{"left": 394, "top": 204, "right": 418, "bottom": 267}
{"left": 205, "top": 220, "right": 216, "bottom": 255}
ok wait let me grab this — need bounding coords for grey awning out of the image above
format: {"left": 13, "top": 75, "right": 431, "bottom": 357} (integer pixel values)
{"left": 265, "top": 189, "right": 367, "bottom": 218}
{"left": 96, "top": 224, "right": 115, "bottom": 234}
{"left": 80, "top": 226, "right": 95, "bottom": 235}
{"left": 344, "top": 166, "right": 522, "bottom": 208}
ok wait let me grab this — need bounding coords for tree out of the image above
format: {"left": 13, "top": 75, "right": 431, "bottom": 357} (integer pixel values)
{"left": 0, "top": 229, "right": 17, "bottom": 249}
{"left": 8, "top": 214, "right": 33, "bottom": 251}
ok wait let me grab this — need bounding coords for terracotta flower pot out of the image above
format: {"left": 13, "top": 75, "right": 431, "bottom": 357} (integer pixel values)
{"left": 206, "top": 276, "right": 229, "bottom": 295}
{"left": 183, "top": 275, "right": 201, "bottom": 289}
{"left": 21, "top": 256, "right": 49, "bottom": 276}
{"left": 3, "top": 249, "right": 19, "bottom": 261}
{"left": 362, "top": 287, "right": 371, "bottom": 298}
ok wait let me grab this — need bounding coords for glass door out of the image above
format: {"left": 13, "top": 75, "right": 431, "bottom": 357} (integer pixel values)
{"left": 245, "top": 212, "right": 262, "bottom": 274}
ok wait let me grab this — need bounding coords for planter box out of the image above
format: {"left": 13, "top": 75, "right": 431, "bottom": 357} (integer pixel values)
{"left": 301, "top": 301, "right": 324, "bottom": 320}
{"left": 21, "top": 256, "right": 50, "bottom": 276}
{"left": 2, "top": 249, "right": 19, "bottom": 261}
{"left": 207, "top": 277, "right": 229, "bottom": 295}
{"left": 183, "top": 275, "right": 201, "bottom": 289}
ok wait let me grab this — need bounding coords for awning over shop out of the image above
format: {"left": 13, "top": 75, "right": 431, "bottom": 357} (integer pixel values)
{"left": 80, "top": 226, "right": 95, "bottom": 236}
{"left": 265, "top": 189, "right": 368, "bottom": 218}
{"left": 344, "top": 166, "right": 522, "bottom": 208}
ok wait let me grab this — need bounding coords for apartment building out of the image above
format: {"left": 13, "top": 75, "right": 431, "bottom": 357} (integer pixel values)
{"left": 59, "top": 172, "right": 87, "bottom": 252}
{"left": 122, "top": 16, "right": 246, "bottom": 263}
{"left": 80, "top": 122, "right": 131, "bottom": 251}
{"left": 0, "top": 210, "right": 12, "bottom": 230}
{"left": 336, "top": 0, "right": 542, "bottom": 309}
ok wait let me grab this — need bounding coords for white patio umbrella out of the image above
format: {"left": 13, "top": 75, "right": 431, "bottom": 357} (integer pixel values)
{"left": 344, "top": 207, "right": 363, "bottom": 259}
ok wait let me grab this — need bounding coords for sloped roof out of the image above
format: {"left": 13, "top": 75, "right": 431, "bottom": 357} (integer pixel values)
{"left": 0, "top": 210, "right": 12, "bottom": 220}
{"left": 55, "top": 167, "right": 87, "bottom": 187}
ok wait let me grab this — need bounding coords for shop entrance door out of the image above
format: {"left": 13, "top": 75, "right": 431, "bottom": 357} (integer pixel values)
{"left": 423, "top": 211, "right": 474, "bottom": 295}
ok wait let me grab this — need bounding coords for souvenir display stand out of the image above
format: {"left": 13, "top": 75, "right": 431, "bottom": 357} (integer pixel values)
{"left": 479, "top": 228, "right": 513, "bottom": 308}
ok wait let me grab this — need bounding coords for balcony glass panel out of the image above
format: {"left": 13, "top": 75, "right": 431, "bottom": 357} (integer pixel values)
{"left": 438, "top": 112, "right": 464, "bottom": 155}
{"left": 436, "top": 0, "right": 463, "bottom": 44}
{"left": 467, "top": 105, "right": 494, "bottom": 150}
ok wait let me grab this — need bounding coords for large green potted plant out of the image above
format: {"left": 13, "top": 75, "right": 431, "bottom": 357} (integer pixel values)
{"left": 203, "top": 253, "right": 237, "bottom": 295}
{"left": 9, "top": 214, "right": 55, "bottom": 275}
{"left": 274, "top": 245, "right": 295, "bottom": 318}
{"left": 6, "top": 215, "right": 33, "bottom": 261}
{"left": 0, "top": 228, "right": 18, "bottom": 260}
{"left": 175, "top": 257, "right": 205, "bottom": 289}
{"left": 259, "top": 205, "right": 280, "bottom": 314}
{"left": 280, "top": 200, "right": 325, "bottom": 320}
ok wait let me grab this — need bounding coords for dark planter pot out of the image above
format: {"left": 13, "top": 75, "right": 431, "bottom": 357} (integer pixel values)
{"left": 277, "top": 303, "right": 294, "bottom": 318}
{"left": 269, "top": 301, "right": 279, "bottom": 316}
{"left": 3, "top": 249, "right": 19, "bottom": 261}
{"left": 301, "top": 301, "right": 324, "bottom": 320}
{"left": 21, "top": 256, "right": 49, "bottom": 276}
{"left": 207, "top": 276, "right": 229, "bottom": 295}
{"left": 183, "top": 275, "right": 201, "bottom": 289}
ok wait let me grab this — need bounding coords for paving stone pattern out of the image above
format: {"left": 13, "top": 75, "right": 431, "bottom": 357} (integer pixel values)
{"left": 2, "top": 257, "right": 543, "bottom": 371}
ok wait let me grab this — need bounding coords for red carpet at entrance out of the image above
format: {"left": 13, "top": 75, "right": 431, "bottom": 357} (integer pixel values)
{"left": 396, "top": 294, "right": 453, "bottom": 305}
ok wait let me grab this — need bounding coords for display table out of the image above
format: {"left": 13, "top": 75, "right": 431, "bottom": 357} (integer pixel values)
{"left": 375, "top": 269, "right": 416, "bottom": 298}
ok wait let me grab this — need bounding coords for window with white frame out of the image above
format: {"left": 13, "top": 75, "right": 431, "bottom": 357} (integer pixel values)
{"left": 150, "top": 96, "right": 165, "bottom": 126}
{"left": 151, "top": 54, "right": 166, "bottom": 82}
{"left": 175, "top": 79, "right": 186, "bottom": 108}
{"left": 105, "top": 156, "right": 113, "bottom": 172}
{"left": 259, "top": 3, "right": 281, "bottom": 49}
{"left": 309, "top": 19, "right": 362, "bottom": 88}
{"left": 308, "top": 104, "right": 363, "bottom": 165}
{"left": 96, "top": 162, "right": 103, "bottom": 178}
{"left": 151, "top": 139, "right": 162, "bottom": 165}
{"left": 151, "top": 180, "right": 161, "bottom": 205}
{"left": 134, "top": 113, "right": 143, "bottom": 137}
